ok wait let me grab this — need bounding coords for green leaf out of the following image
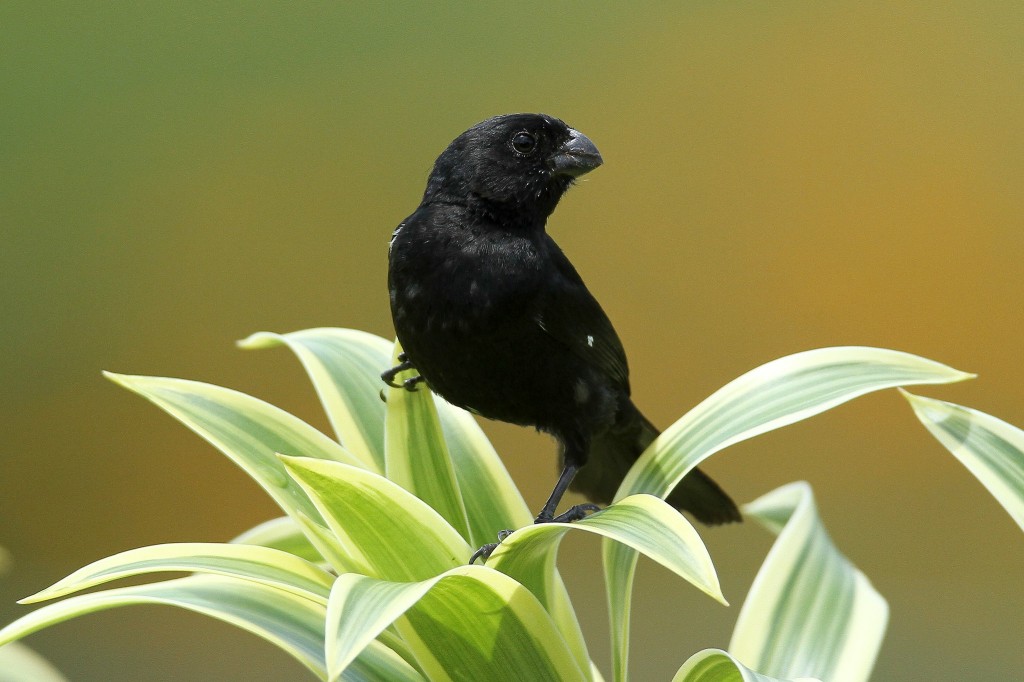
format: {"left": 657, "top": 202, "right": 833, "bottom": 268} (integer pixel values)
{"left": 278, "top": 456, "right": 587, "bottom": 680}
{"left": 673, "top": 649, "right": 821, "bottom": 682}
{"left": 0, "top": 642, "right": 68, "bottom": 682}
{"left": 238, "top": 328, "right": 392, "bottom": 472}
{"left": 104, "top": 372, "right": 359, "bottom": 570}
{"left": 20, "top": 543, "right": 334, "bottom": 604}
{"left": 604, "top": 347, "right": 969, "bottom": 681}
{"left": 431, "top": 396, "right": 532, "bottom": 548}
{"left": 902, "top": 391, "right": 1024, "bottom": 531}
{"left": 1, "top": 575, "right": 422, "bottom": 682}
{"left": 400, "top": 368, "right": 585, "bottom": 672}
{"left": 231, "top": 516, "right": 327, "bottom": 564}
{"left": 732, "top": 482, "right": 887, "bottom": 682}
{"left": 487, "top": 494, "right": 724, "bottom": 678}
{"left": 383, "top": 343, "right": 471, "bottom": 540}
{"left": 490, "top": 494, "right": 724, "bottom": 604}
{"left": 618, "top": 347, "right": 973, "bottom": 503}
{"left": 280, "top": 456, "right": 470, "bottom": 581}
{"left": 242, "top": 328, "right": 530, "bottom": 547}
{"left": 326, "top": 567, "right": 586, "bottom": 682}
{"left": 1, "top": 576, "right": 330, "bottom": 678}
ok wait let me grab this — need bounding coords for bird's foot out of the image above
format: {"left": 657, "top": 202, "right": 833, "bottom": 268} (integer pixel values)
{"left": 400, "top": 375, "right": 425, "bottom": 391}
{"left": 469, "top": 529, "right": 514, "bottom": 565}
{"left": 536, "top": 503, "right": 602, "bottom": 525}
{"left": 469, "top": 505, "right": 602, "bottom": 565}
{"left": 381, "top": 353, "right": 424, "bottom": 390}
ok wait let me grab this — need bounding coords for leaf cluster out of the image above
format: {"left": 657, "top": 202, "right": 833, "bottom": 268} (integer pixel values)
{"left": 2, "top": 329, "right": 1020, "bottom": 681}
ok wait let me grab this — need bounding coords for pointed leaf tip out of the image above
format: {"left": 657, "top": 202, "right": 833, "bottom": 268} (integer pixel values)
{"left": 236, "top": 331, "right": 284, "bottom": 350}
{"left": 900, "top": 390, "right": 948, "bottom": 424}
{"left": 902, "top": 392, "right": 1024, "bottom": 532}
{"left": 102, "top": 370, "right": 133, "bottom": 388}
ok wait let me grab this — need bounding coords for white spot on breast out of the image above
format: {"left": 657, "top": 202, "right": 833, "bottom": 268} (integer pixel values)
{"left": 586, "top": 335, "right": 594, "bottom": 347}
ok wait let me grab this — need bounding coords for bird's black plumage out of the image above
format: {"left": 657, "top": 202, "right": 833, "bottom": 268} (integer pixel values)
{"left": 385, "top": 114, "right": 740, "bottom": 552}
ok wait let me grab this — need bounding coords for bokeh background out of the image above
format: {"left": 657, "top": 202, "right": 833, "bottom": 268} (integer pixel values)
{"left": 3, "top": 3, "right": 1022, "bottom": 679}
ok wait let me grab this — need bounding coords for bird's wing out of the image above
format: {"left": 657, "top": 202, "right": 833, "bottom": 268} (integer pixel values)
{"left": 534, "top": 241, "right": 631, "bottom": 393}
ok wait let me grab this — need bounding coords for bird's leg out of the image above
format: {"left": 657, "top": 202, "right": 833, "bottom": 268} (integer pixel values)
{"left": 534, "top": 461, "right": 601, "bottom": 524}
{"left": 381, "top": 352, "right": 424, "bottom": 390}
{"left": 470, "top": 447, "right": 600, "bottom": 565}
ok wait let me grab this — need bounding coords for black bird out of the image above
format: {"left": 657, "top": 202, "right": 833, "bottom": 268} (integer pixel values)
{"left": 384, "top": 114, "right": 740, "bottom": 559}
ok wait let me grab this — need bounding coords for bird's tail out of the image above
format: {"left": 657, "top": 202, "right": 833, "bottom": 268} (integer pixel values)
{"left": 568, "top": 400, "right": 742, "bottom": 525}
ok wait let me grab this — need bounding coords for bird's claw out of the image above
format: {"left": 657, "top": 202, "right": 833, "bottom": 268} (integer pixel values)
{"left": 380, "top": 363, "right": 411, "bottom": 388}
{"left": 469, "top": 529, "right": 515, "bottom": 564}
{"left": 536, "top": 503, "right": 602, "bottom": 525}
{"left": 381, "top": 353, "right": 423, "bottom": 390}
{"left": 469, "top": 543, "right": 499, "bottom": 565}
{"left": 401, "top": 375, "right": 425, "bottom": 391}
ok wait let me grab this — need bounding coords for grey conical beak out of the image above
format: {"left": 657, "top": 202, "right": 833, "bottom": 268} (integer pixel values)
{"left": 550, "top": 128, "right": 603, "bottom": 177}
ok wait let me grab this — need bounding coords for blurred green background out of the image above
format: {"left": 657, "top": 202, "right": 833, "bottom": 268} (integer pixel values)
{"left": 3, "top": 3, "right": 1022, "bottom": 679}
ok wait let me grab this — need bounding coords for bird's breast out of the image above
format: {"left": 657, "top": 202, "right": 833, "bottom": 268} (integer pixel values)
{"left": 391, "top": 228, "right": 544, "bottom": 328}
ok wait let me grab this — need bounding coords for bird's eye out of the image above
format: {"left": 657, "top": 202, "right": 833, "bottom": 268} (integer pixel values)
{"left": 510, "top": 131, "right": 537, "bottom": 156}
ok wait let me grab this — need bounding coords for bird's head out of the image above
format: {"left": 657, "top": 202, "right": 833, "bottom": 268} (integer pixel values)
{"left": 422, "top": 113, "right": 603, "bottom": 221}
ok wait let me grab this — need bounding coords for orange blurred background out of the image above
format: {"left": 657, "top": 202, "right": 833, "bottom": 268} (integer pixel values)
{"left": 2, "top": 3, "right": 1022, "bottom": 679}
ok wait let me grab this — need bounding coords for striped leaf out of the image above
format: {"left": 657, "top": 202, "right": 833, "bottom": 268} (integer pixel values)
{"left": 430, "top": 396, "right": 532, "bottom": 547}
{"left": 231, "top": 516, "right": 327, "bottom": 564}
{"left": 673, "top": 649, "right": 821, "bottom": 682}
{"left": 105, "top": 372, "right": 362, "bottom": 570}
{"left": 383, "top": 343, "right": 470, "bottom": 540}
{"left": 239, "top": 329, "right": 392, "bottom": 472}
{"left": 240, "top": 329, "right": 530, "bottom": 547}
{"left": 903, "top": 391, "right": 1024, "bottom": 531}
{"left": 280, "top": 455, "right": 605, "bottom": 679}
{"left": 280, "top": 456, "right": 470, "bottom": 581}
{"left": 487, "top": 494, "right": 724, "bottom": 679}
{"left": 731, "top": 482, "right": 887, "bottom": 682}
{"left": 20, "top": 543, "right": 334, "bottom": 604}
{"left": 618, "top": 348, "right": 973, "bottom": 503}
{"left": 490, "top": 494, "right": 724, "bottom": 605}
{"left": 603, "top": 347, "right": 970, "bottom": 681}
{"left": 326, "top": 567, "right": 586, "bottom": 682}
{"left": 0, "top": 575, "right": 421, "bottom": 681}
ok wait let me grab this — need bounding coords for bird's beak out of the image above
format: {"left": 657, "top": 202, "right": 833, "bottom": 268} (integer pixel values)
{"left": 549, "top": 128, "right": 603, "bottom": 177}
